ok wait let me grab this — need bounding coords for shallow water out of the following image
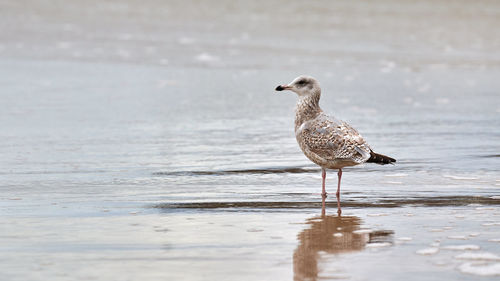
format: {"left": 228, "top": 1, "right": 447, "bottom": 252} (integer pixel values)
{"left": 1, "top": 0, "right": 500, "bottom": 280}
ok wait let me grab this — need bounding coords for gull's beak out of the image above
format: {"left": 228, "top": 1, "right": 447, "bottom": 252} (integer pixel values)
{"left": 275, "top": 84, "right": 291, "bottom": 91}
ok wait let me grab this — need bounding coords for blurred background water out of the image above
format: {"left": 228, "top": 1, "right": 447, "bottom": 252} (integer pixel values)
{"left": 1, "top": 0, "right": 499, "bottom": 280}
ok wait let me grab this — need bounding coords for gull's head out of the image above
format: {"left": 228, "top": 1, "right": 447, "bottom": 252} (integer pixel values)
{"left": 275, "top": 75, "right": 320, "bottom": 97}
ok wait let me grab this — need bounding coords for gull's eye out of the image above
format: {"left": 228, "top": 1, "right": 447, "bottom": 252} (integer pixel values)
{"left": 297, "top": 80, "right": 307, "bottom": 86}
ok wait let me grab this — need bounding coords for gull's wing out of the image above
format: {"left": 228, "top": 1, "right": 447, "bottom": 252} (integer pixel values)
{"left": 296, "top": 113, "right": 371, "bottom": 163}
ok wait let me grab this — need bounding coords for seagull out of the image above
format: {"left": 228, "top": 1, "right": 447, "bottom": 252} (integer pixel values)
{"left": 275, "top": 75, "right": 395, "bottom": 214}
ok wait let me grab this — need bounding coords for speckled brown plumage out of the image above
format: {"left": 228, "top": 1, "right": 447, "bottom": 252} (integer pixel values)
{"left": 291, "top": 79, "right": 374, "bottom": 169}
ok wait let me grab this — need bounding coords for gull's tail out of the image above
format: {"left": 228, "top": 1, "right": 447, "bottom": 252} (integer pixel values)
{"left": 367, "top": 151, "right": 396, "bottom": 165}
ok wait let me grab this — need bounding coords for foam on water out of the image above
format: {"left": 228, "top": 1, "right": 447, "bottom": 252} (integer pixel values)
{"left": 397, "top": 237, "right": 413, "bottom": 241}
{"left": 366, "top": 242, "right": 392, "bottom": 248}
{"left": 458, "top": 262, "right": 500, "bottom": 276}
{"left": 430, "top": 242, "right": 440, "bottom": 247}
{"left": 447, "top": 235, "right": 468, "bottom": 240}
{"left": 476, "top": 207, "right": 495, "bottom": 210}
{"left": 443, "top": 175, "right": 479, "bottom": 180}
{"left": 383, "top": 181, "right": 403, "bottom": 184}
{"left": 384, "top": 173, "right": 408, "bottom": 178}
{"left": 482, "top": 222, "right": 500, "bottom": 226}
{"left": 367, "top": 213, "right": 389, "bottom": 217}
{"left": 442, "top": 244, "right": 480, "bottom": 251}
{"left": 455, "top": 252, "right": 500, "bottom": 261}
{"left": 195, "top": 53, "right": 220, "bottom": 62}
{"left": 416, "top": 248, "right": 439, "bottom": 255}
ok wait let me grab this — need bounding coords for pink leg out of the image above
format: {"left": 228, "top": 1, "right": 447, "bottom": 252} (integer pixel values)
{"left": 321, "top": 195, "right": 326, "bottom": 217}
{"left": 321, "top": 168, "right": 327, "bottom": 198}
{"left": 336, "top": 169, "right": 342, "bottom": 197}
{"left": 337, "top": 169, "right": 342, "bottom": 215}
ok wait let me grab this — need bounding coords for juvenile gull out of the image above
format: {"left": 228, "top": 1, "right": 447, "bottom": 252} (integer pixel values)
{"left": 276, "top": 75, "right": 395, "bottom": 214}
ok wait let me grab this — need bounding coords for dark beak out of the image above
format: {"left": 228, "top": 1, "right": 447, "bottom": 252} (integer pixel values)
{"left": 275, "top": 84, "right": 290, "bottom": 91}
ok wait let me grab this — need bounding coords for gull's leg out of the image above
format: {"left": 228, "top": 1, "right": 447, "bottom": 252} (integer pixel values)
{"left": 321, "top": 168, "right": 327, "bottom": 198}
{"left": 336, "top": 169, "right": 342, "bottom": 197}
{"left": 321, "top": 195, "right": 326, "bottom": 217}
{"left": 337, "top": 169, "right": 342, "bottom": 215}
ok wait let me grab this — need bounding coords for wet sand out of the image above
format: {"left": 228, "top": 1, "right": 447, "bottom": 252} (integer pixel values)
{"left": 1, "top": 0, "right": 500, "bottom": 280}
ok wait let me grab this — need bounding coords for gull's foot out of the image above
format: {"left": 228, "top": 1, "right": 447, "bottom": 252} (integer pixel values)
{"left": 336, "top": 191, "right": 340, "bottom": 198}
{"left": 337, "top": 208, "right": 342, "bottom": 216}
{"left": 321, "top": 192, "right": 328, "bottom": 198}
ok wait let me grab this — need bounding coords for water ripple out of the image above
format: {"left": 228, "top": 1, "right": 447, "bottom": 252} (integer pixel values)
{"left": 153, "top": 196, "right": 500, "bottom": 210}
{"left": 153, "top": 167, "right": 319, "bottom": 176}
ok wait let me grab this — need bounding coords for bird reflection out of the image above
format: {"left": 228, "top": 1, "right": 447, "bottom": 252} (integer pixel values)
{"left": 293, "top": 200, "right": 393, "bottom": 281}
